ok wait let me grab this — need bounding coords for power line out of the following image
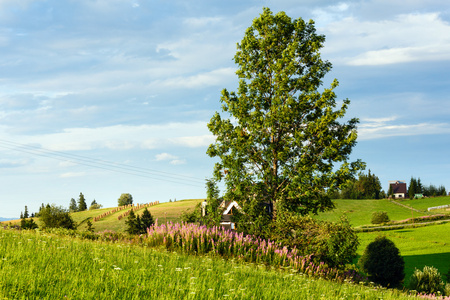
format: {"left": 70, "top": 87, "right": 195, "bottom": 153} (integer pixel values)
{"left": 0, "top": 139, "right": 206, "bottom": 188}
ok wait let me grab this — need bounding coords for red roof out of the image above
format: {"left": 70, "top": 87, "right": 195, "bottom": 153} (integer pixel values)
{"left": 390, "top": 182, "right": 407, "bottom": 194}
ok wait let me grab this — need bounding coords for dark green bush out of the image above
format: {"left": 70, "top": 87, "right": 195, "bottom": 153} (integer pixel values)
{"left": 270, "top": 215, "right": 359, "bottom": 268}
{"left": 39, "top": 204, "right": 76, "bottom": 230}
{"left": 371, "top": 211, "right": 390, "bottom": 224}
{"left": 409, "top": 266, "right": 445, "bottom": 295}
{"left": 358, "top": 236, "right": 404, "bottom": 288}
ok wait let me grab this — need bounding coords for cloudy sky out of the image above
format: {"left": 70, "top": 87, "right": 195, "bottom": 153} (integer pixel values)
{"left": 1, "top": 0, "right": 449, "bottom": 219}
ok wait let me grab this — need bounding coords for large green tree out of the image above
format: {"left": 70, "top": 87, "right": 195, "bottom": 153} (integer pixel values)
{"left": 118, "top": 193, "right": 133, "bottom": 206}
{"left": 207, "top": 8, "right": 363, "bottom": 229}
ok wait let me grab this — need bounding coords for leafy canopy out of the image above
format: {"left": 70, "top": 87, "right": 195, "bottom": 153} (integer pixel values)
{"left": 207, "top": 8, "right": 363, "bottom": 223}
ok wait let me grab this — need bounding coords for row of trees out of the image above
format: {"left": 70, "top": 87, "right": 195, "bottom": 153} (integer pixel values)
{"left": 69, "top": 193, "right": 102, "bottom": 212}
{"left": 408, "top": 177, "right": 447, "bottom": 198}
{"left": 331, "top": 170, "right": 384, "bottom": 200}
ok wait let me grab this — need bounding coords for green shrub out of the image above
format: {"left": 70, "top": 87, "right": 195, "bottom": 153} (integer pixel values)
{"left": 270, "top": 215, "right": 359, "bottom": 268}
{"left": 409, "top": 266, "right": 445, "bottom": 295}
{"left": 371, "top": 211, "right": 390, "bottom": 224}
{"left": 445, "top": 283, "right": 450, "bottom": 296}
{"left": 358, "top": 236, "right": 404, "bottom": 288}
{"left": 39, "top": 204, "right": 76, "bottom": 230}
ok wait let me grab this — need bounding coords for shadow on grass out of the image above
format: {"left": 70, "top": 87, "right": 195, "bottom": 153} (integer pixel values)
{"left": 402, "top": 252, "right": 450, "bottom": 285}
{"left": 352, "top": 252, "right": 450, "bottom": 286}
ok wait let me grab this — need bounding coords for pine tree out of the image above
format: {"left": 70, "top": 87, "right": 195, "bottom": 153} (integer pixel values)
{"left": 24, "top": 206, "right": 29, "bottom": 219}
{"left": 140, "top": 208, "right": 154, "bottom": 232}
{"left": 125, "top": 210, "right": 139, "bottom": 235}
{"left": 69, "top": 198, "right": 78, "bottom": 212}
{"left": 78, "top": 193, "right": 87, "bottom": 211}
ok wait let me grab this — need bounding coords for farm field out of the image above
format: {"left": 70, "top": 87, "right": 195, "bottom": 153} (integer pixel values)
{"left": 0, "top": 228, "right": 420, "bottom": 300}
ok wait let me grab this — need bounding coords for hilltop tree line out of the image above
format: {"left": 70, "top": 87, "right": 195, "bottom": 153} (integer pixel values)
{"left": 69, "top": 192, "right": 103, "bottom": 212}
{"left": 17, "top": 192, "right": 155, "bottom": 234}
{"left": 407, "top": 177, "right": 447, "bottom": 198}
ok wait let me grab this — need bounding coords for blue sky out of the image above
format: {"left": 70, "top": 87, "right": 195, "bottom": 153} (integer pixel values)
{"left": 1, "top": 0, "right": 449, "bottom": 219}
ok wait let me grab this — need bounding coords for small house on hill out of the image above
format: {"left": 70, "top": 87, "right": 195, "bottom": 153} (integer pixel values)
{"left": 389, "top": 180, "right": 407, "bottom": 199}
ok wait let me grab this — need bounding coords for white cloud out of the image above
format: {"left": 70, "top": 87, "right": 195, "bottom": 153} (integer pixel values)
{"left": 155, "top": 152, "right": 186, "bottom": 165}
{"left": 183, "top": 17, "right": 223, "bottom": 27}
{"left": 60, "top": 172, "right": 86, "bottom": 178}
{"left": 358, "top": 118, "right": 450, "bottom": 140}
{"left": 155, "top": 153, "right": 177, "bottom": 161}
{"left": 170, "top": 159, "right": 186, "bottom": 165}
{"left": 323, "top": 12, "right": 450, "bottom": 65}
{"left": 0, "top": 122, "right": 212, "bottom": 151}
{"left": 154, "top": 67, "right": 235, "bottom": 89}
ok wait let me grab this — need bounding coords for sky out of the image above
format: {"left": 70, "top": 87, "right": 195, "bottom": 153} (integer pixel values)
{"left": 1, "top": 0, "right": 449, "bottom": 219}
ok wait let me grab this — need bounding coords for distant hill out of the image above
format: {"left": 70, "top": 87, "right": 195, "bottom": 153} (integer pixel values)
{"left": 0, "top": 217, "right": 17, "bottom": 222}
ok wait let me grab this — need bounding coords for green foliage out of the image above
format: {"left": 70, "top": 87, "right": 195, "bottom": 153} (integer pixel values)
{"left": 270, "top": 214, "right": 359, "bottom": 268}
{"left": 89, "top": 199, "right": 102, "bottom": 210}
{"left": 125, "top": 208, "right": 154, "bottom": 235}
{"left": 118, "top": 193, "right": 133, "bottom": 206}
{"left": 78, "top": 193, "right": 87, "bottom": 211}
{"left": 180, "top": 203, "right": 201, "bottom": 223}
{"left": 86, "top": 220, "right": 94, "bottom": 232}
{"left": 206, "top": 7, "right": 364, "bottom": 228}
{"left": 140, "top": 208, "right": 155, "bottom": 232}
{"left": 69, "top": 198, "right": 78, "bottom": 212}
{"left": 202, "top": 179, "right": 223, "bottom": 227}
{"left": 23, "top": 206, "right": 29, "bottom": 219}
{"left": 20, "top": 218, "right": 38, "bottom": 230}
{"left": 39, "top": 204, "right": 76, "bottom": 230}
{"left": 408, "top": 177, "right": 423, "bottom": 199}
{"left": 371, "top": 211, "right": 390, "bottom": 224}
{"left": 445, "top": 266, "right": 450, "bottom": 283}
{"left": 341, "top": 170, "right": 382, "bottom": 199}
{"left": 408, "top": 266, "right": 446, "bottom": 295}
{"left": 358, "top": 236, "right": 405, "bottom": 288}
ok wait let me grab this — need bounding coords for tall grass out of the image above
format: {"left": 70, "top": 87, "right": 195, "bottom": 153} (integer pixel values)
{"left": 0, "top": 228, "right": 424, "bottom": 299}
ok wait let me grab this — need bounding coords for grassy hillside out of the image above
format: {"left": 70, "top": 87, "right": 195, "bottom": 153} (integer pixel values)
{"left": 76, "top": 199, "right": 203, "bottom": 232}
{"left": 0, "top": 228, "right": 420, "bottom": 300}
{"left": 357, "top": 222, "right": 450, "bottom": 286}
{"left": 313, "top": 197, "right": 450, "bottom": 227}
{"left": 0, "top": 199, "right": 204, "bottom": 232}
{"left": 395, "top": 195, "right": 450, "bottom": 212}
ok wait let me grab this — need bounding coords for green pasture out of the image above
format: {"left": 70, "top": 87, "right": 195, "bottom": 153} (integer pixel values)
{"left": 314, "top": 197, "right": 450, "bottom": 227}
{"left": 313, "top": 199, "right": 426, "bottom": 227}
{"left": 0, "top": 228, "right": 420, "bottom": 300}
{"left": 395, "top": 196, "right": 450, "bottom": 212}
{"left": 357, "top": 222, "right": 450, "bottom": 286}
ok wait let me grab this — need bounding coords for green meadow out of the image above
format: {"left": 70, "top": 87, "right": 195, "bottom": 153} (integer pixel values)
{"left": 1, "top": 196, "right": 449, "bottom": 299}
{"left": 0, "top": 228, "right": 421, "bottom": 300}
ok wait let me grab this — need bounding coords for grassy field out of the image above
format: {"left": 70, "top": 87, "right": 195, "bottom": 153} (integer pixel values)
{"left": 1, "top": 199, "right": 204, "bottom": 232}
{"left": 2, "top": 197, "right": 449, "bottom": 293}
{"left": 357, "top": 222, "right": 450, "bottom": 286}
{"left": 0, "top": 228, "right": 422, "bottom": 300}
{"left": 395, "top": 196, "right": 450, "bottom": 212}
{"left": 313, "top": 199, "right": 425, "bottom": 227}
{"left": 314, "top": 197, "right": 450, "bottom": 227}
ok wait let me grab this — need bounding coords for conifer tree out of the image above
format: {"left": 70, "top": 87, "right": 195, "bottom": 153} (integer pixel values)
{"left": 140, "top": 208, "right": 155, "bottom": 232}
{"left": 125, "top": 210, "right": 139, "bottom": 235}
{"left": 69, "top": 198, "right": 78, "bottom": 212}
{"left": 78, "top": 193, "right": 87, "bottom": 211}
